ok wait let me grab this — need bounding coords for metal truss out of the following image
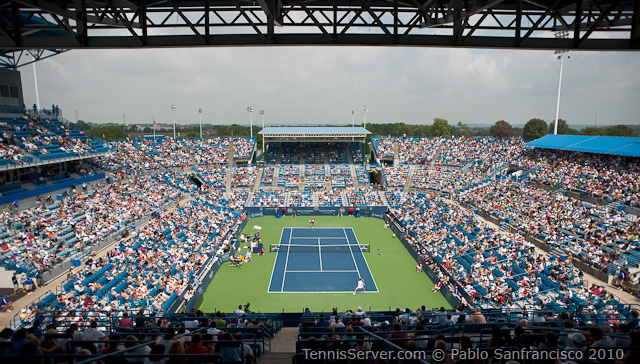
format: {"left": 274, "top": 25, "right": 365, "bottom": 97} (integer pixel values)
{"left": 0, "top": 0, "right": 638, "bottom": 52}
{"left": 0, "top": 49, "right": 67, "bottom": 69}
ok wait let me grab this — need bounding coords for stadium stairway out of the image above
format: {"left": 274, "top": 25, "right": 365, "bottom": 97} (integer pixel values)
{"left": 393, "top": 140, "right": 399, "bottom": 168}
{"left": 345, "top": 143, "right": 355, "bottom": 165}
{"left": 257, "top": 327, "right": 297, "bottom": 364}
{"left": 379, "top": 191, "right": 390, "bottom": 207}
{"left": 270, "top": 146, "right": 283, "bottom": 188}
{"left": 430, "top": 143, "right": 445, "bottom": 168}
{"left": 345, "top": 146, "right": 360, "bottom": 187}
{"left": 606, "top": 200, "right": 620, "bottom": 211}
{"left": 181, "top": 142, "right": 199, "bottom": 167}
{"left": 252, "top": 166, "right": 263, "bottom": 192}
{"left": 403, "top": 165, "right": 416, "bottom": 191}
{"left": 349, "top": 164, "right": 359, "bottom": 186}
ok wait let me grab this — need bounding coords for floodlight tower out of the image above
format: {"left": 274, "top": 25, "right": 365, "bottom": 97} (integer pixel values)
{"left": 363, "top": 107, "right": 368, "bottom": 128}
{"left": 246, "top": 106, "right": 254, "bottom": 139}
{"left": 171, "top": 104, "right": 177, "bottom": 138}
{"left": 259, "top": 110, "right": 265, "bottom": 129}
{"left": 199, "top": 108, "right": 203, "bottom": 139}
{"left": 553, "top": 30, "right": 570, "bottom": 135}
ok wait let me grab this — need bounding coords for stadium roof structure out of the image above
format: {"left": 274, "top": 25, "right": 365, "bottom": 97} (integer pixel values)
{"left": 526, "top": 135, "right": 640, "bottom": 157}
{"left": 1, "top": 0, "right": 639, "bottom": 56}
{"left": 260, "top": 127, "right": 370, "bottom": 137}
{"left": 259, "top": 127, "right": 370, "bottom": 152}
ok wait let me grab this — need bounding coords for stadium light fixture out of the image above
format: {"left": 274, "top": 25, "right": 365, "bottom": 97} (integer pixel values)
{"left": 247, "top": 106, "right": 253, "bottom": 139}
{"left": 553, "top": 31, "right": 570, "bottom": 135}
{"left": 32, "top": 55, "right": 40, "bottom": 113}
{"left": 363, "top": 107, "right": 368, "bottom": 128}
{"left": 199, "top": 108, "right": 203, "bottom": 139}
{"left": 171, "top": 104, "right": 177, "bottom": 139}
{"left": 259, "top": 110, "right": 265, "bottom": 129}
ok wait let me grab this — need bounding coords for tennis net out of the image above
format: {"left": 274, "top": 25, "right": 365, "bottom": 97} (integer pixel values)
{"left": 270, "top": 243, "right": 370, "bottom": 253}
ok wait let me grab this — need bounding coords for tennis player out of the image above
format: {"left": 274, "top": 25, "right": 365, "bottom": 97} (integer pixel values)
{"left": 353, "top": 278, "right": 365, "bottom": 295}
{"left": 309, "top": 218, "right": 316, "bottom": 228}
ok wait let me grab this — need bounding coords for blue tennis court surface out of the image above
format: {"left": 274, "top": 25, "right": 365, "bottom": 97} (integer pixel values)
{"left": 268, "top": 228, "right": 378, "bottom": 293}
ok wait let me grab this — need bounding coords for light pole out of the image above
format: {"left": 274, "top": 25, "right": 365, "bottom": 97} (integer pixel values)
{"left": 351, "top": 110, "right": 355, "bottom": 127}
{"left": 553, "top": 30, "right": 570, "bottom": 135}
{"left": 259, "top": 110, "right": 265, "bottom": 129}
{"left": 246, "top": 106, "right": 253, "bottom": 139}
{"left": 32, "top": 54, "right": 40, "bottom": 114}
{"left": 362, "top": 107, "right": 368, "bottom": 128}
{"left": 171, "top": 104, "right": 177, "bottom": 139}
{"left": 199, "top": 108, "right": 203, "bottom": 139}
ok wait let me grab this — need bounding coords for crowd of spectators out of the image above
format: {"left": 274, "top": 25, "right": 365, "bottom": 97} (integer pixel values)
{"left": 410, "top": 167, "right": 485, "bottom": 194}
{"left": 317, "top": 190, "right": 344, "bottom": 207}
{"left": 436, "top": 137, "right": 524, "bottom": 169}
{"left": 1, "top": 116, "right": 100, "bottom": 165}
{"left": 251, "top": 191, "right": 285, "bottom": 207}
{"left": 383, "top": 165, "right": 410, "bottom": 187}
{"left": 520, "top": 149, "right": 640, "bottom": 206}
{"left": 389, "top": 191, "right": 630, "bottom": 314}
{"left": 96, "top": 141, "right": 158, "bottom": 172}
{"left": 135, "top": 139, "right": 193, "bottom": 168}
{"left": 346, "top": 188, "right": 384, "bottom": 206}
{"left": 260, "top": 165, "right": 275, "bottom": 186}
{"left": 288, "top": 191, "right": 313, "bottom": 207}
{"left": 45, "top": 194, "right": 240, "bottom": 320}
{"left": 0, "top": 173, "right": 186, "bottom": 277}
{"left": 196, "top": 166, "right": 227, "bottom": 189}
{"left": 304, "top": 144, "right": 326, "bottom": 164}
{"left": 372, "top": 137, "right": 443, "bottom": 164}
{"left": 457, "top": 180, "right": 640, "bottom": 273}
{"left": 231, "top": 166, "right": 258, "bottom": 188}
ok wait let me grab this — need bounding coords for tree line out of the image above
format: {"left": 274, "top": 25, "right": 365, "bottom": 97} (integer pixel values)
{"left": 74, "top": 118, "right": 638, "bottom": 142}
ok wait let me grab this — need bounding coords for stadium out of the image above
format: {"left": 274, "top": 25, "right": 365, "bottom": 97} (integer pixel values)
{"left": 1, "top": 1, "right": 640, "bottom": 363}
{"left": 1, "top": 101, "right": 639, "bottom": 362}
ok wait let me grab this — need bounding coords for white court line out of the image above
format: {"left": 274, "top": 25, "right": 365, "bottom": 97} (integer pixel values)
{"left": 350, "top": 227, "right": 380, "bottom": 292}
{"left": 267, "top": 290, "right": 379, "bottom": 294}
{"left": 343, "top": 228, "right": 362, "bottom": 280}
{"left": 290, "top": 237, "right": 349, "bottom": 240}
{"left": 280, "top": 228, "right": 293, "bottom": 292}
{"left": 286, "top": 270, "right": 358, "bottom": 273}
{"left": 318, "top": 238, "right": 322, "bottom": 272}
{"left": 266, "top": 227, "right": 285, "bottom": 294}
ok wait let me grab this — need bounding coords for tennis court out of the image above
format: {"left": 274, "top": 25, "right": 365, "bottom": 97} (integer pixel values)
{"left": 268, "top": 227, "right": 378, "bottom": 293}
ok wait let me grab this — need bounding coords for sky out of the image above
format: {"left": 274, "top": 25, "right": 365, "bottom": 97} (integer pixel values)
{"left": 17, "top": 46, "right": 640, "bottom": 127}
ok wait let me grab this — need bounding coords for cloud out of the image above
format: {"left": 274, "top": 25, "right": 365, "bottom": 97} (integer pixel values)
{"left": 17, "top": 46, "right": 640, "bottom": 127}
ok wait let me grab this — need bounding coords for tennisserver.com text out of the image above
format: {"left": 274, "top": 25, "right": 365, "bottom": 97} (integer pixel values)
{"left": 302, "top": 349, "right": 427, "bottom": 361}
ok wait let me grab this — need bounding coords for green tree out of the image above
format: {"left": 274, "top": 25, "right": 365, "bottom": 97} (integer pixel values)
{"left": 431, "top": 118, "right": 452, "bottom": 137}
{"left": 522, "top": 118, "right": 548, "bottom": 141}
{"left": 604, "top": 125, "right": 635, "bottom": 137}
{"left": 75, "top": 120, "right": 92, "bottom": 132}
{"left": 456, "top": 121, "right": 471, "bottom": 137}
{"left": 91, "top": 126, "right": 127, "bottom": 140}
{"left": 490, "top": 120, "right": 513, "bottom": 138}
{"left": 548, "top": 119, "right": 572, "bottom": 134}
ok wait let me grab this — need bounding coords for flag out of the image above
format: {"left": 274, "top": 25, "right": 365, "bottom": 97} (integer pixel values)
{"left": 153, "top": 119, "right": 157, "bottom": 131}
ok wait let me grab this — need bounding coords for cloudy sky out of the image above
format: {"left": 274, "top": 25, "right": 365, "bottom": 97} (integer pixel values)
{"left": 18, "top": 46, "right": 640, "bottom": 127}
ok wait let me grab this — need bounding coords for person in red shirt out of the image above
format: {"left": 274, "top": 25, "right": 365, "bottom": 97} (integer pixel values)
{"left": 118, "top": 312, "right": 132, "bottom": 328}
{"left": 185, "top": 332, "right": 209, "bottom": 354}
{"left": 390, "top": 322, "right": 409, "bottom": 348}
